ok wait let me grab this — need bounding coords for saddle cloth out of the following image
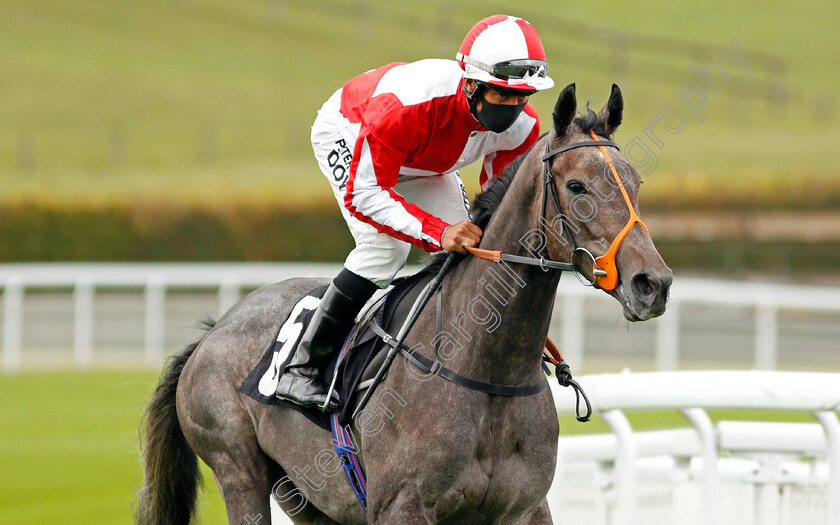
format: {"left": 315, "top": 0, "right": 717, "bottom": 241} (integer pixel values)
{"left": 238, "top": 269, "right": 434, "bottom": 430}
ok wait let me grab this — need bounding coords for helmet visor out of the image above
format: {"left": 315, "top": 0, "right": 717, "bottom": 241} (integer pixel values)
{"left": 492, "top": 59, "right": 548, "bottom": 80}
{"left": 457, "top": 53, "right": 548, "bottom": 81}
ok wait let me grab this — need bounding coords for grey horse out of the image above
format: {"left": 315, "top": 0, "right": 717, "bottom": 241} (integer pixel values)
{"left": 135, "top": 83, "right": 672, "bottom": 525}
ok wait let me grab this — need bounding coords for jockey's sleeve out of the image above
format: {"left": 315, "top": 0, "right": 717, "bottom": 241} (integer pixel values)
{"left": 344, "top": 124, "right": 448, "bottom": 252}
{"left": 478, "top": 104, "right": 541, "bottom": 192}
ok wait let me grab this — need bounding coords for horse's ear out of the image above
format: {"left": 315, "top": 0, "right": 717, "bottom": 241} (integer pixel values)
{"left": 553, "top": 83, "right": 577, "bottom": 137}
{"left": 597, "top": 84, "right": 623, "bottom": 136}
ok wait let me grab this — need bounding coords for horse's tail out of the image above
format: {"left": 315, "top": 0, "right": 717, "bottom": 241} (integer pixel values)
{"left": 135, "top": 320, "right": 215, "bottom": 525}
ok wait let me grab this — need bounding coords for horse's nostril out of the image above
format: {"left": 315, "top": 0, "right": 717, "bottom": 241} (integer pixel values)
{"left": 631, "top": 273, "right": 658, "bottom": 301}
{"left": 661, "top": 273, "right": 673, "bottom": 297}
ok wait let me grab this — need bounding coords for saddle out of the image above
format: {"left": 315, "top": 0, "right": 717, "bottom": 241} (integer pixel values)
{"left": 238, "top": 269, "right": 434, "bottom": 430}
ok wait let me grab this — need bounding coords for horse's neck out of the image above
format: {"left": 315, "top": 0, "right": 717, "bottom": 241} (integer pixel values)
{"left": 441, "top": 168, "right": 561, "bottom": 386}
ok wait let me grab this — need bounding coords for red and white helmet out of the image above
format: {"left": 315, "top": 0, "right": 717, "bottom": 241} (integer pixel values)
{"left": 456, "top": 15, "right": 555, "bottom": 92}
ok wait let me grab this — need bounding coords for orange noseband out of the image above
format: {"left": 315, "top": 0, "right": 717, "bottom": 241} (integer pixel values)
{"left": 588, "top": 130, "right": 650, "bottom": 290}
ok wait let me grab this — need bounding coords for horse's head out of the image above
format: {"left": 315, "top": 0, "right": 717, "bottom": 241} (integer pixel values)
{"left": 544, "top": 83, "right": 672, "bottom": 321}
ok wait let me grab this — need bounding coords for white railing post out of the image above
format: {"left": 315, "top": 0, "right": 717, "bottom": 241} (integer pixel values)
{"left": 754, "top": 455, "right": 783, "bottom": 525}
{"left": 682, "top": 407, "right": 721, "bottom": 525}
{"left": 656, "top": 299, "right": 680, "bottom": 371}
{"left": 73, "top": 275, "right": 95, "bottom": 369}
{"left": 218, "top": 273, "right": 241, "bottom": 318}
{"left": 754, "top": 300, "right": 778, "bottom": 370}
{"left": 602, "top": 409, "right": 637, "bottom": 525}
{"left": 595, "top": 460, "right": 612, "bottom": 525}
{"left": 561, "top": 293, "right": 585, "bottom": 371}
{"left": 144, "top": 274, "right": 166, "bottom": 366}
{"left": 2, "top": 276, "right": 24, "bottom": 374}
{"left": 814, "top": 410, "right": 840, "bottom": 525}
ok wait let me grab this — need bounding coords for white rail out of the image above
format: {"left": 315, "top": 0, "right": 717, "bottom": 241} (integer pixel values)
{"left": 0, "top": 263, "right": 339, "bottom": 373}
{"left": 1, "top": 263, "right": 839, "bottom": 374}
{"left": 550, "top": 371, "right": 840, "bottom": 525}
{"left": 554, "top": 274, "right": 840, "bottom": 373}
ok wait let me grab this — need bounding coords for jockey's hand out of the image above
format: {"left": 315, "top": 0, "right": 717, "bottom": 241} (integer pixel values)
{"left": 442, "top": 221, "right": 483, "bottom": 254}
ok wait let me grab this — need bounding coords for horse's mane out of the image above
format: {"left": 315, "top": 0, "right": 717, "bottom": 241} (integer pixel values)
{"left": 470, "top": 139, "right": 541, "bottom": 230}
{"left": 424, "top": 133, "right": 545, "bottom": 273}
{"left": 423, "top": 106, "right": 608, "bottom": 274}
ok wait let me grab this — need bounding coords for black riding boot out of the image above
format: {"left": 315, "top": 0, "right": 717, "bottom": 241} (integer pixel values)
{"left": 275, "top": 269, "right": 378, "bottom": 410}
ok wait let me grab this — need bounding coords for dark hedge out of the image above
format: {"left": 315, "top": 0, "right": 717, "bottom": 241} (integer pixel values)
{"left": 0, "top": 203, "right": 837, "bottom": 276}
{"left": 0, "top": 202, "right": 355, "bottom": 262}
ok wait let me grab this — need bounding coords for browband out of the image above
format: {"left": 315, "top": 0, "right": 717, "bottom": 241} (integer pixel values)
{"left": 543, "top": 139, "right": 619, "bottom": 161}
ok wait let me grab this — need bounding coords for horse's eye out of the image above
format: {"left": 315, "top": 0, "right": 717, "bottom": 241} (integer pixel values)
{"left": 567, "top": 180, "right": 587, "bottom": 194}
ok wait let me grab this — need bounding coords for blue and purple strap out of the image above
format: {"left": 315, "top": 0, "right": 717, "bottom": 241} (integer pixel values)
{"left": 331, "top": 408, "right": 367, "bottom": 513}
{"left": 329, "top": 325, "right": 368, "bottom": 513}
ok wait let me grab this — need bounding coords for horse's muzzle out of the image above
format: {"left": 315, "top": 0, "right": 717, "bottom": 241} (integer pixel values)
{"left": 625, "top": 269, "right": 672, "bottom": 320}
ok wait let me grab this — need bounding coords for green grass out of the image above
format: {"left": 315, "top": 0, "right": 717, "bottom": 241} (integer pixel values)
{"left": 1, "top": 369, "right": 825, "bottom": 523}
{"left": 0, "top": 370, "right": 227, "bottom": 524}
{"left": 0, "top": 0, "right": 838, "bottom": 208}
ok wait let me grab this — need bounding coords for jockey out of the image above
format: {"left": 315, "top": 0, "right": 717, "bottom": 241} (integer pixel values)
{"left": 276, "top": 15, "right": 555, "bottom": 408}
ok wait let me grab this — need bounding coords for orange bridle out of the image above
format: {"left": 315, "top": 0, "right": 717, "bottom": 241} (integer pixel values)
{"left": 587, "top": 130, "right": 650, "bottom": 290}
{"left": 466, "top": 130, "right": 652, "bottom": 291}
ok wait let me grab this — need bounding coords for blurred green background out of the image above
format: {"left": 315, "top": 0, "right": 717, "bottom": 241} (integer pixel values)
{"left": 1, "top": 1, "right": 839, "bottom": 523}
{"left": 2, "top": 0, "right": 839, "bottom": 272}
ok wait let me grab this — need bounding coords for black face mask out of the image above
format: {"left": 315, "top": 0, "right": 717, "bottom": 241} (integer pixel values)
{"left": 476, "top": 98, "right": 526, "bottom": 133}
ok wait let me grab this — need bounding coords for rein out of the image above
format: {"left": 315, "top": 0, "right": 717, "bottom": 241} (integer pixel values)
{"left": 463, "top": 245, "right": 578, "bottom": 272}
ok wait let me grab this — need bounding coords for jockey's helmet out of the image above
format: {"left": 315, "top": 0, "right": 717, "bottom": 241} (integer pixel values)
{"left": 456, "top": 15, "right": 555, "bottom": 94}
